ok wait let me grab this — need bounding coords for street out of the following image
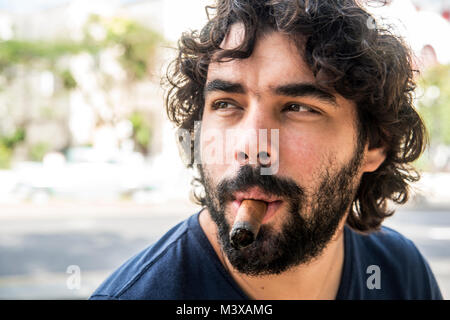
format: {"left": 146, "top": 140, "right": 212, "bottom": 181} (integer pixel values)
{"left": 0, "top": 201, "right": 449, "bottom": 299}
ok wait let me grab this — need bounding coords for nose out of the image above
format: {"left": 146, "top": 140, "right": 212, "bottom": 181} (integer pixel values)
{"left": 235, "top": 150, "right": 272, "bottom": 167}
{"left": 232, "top": 111, "right": 279, "bottom": 172}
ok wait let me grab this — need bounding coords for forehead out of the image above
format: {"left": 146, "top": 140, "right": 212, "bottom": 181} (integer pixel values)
{"left": 207, "top": 24, "right": 316, "bottom": 88}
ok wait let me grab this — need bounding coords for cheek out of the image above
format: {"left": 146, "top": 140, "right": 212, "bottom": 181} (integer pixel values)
{"left": 199, "top": 125, "right": 232, "bottom": 184}
{"left": 279, "top": 131, "right": 336, "bottom": 186}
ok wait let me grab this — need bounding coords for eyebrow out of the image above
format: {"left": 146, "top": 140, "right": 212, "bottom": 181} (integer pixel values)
{"left": 274, "top": 83, "right": 337, "bottom": 106}
{"left": 204, "top": 79, "right": 337, "bottom": 106}
{"left": 204, "top": 79, "right": 246, "bottom": 97}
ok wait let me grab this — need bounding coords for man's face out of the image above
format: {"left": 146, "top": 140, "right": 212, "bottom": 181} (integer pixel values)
{"left": 199, "top": 26, "right": 365, "bottom": 275}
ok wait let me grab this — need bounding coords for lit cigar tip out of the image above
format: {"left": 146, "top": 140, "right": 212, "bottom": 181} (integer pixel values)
{"left": 230, "top": 226, "right": 255, "bottom": 249}
{"left": 229, "top": 199, "right": 268, "bottom": 249}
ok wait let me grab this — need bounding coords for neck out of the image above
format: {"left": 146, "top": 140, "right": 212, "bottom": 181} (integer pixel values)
{"left": 198, "top": 208, "right": 346, "bottom": 300}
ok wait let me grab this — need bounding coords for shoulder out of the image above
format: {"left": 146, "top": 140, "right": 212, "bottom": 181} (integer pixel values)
{"left": 346, "top": 225, "right": 442, "bottom": 299}
{"left": 89, "top": 214, "right": 201, "bottom": 300}
{"left": 354, "top": 225, "right": 419, "bottom": 258}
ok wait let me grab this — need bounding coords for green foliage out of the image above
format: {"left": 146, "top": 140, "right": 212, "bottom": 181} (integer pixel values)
{"left": 0, "top": 128, "right": 26, "bottom": 168}
{"left": 0, "top": 40, "right": 93, "bottom": 72}
{"left": 0, "top": 127, "right": 26, "bottom": 149}
{"left": 59, "top": 69, "right": 77, "bottom": 90}
{"left": 417, "top": 64, "right": 450, "bottom": 145}
{"left": 129, "top": 111, "right": 152, "bottom": 154}
{"left": 0, "top": 15, "right": 163, "bottom": 83}
{"left": 85, "top": 15, "right": 164, "bottom": 80}
{"left": 29, "top": 142, "right": 49, "bottom": 162}
{"left": 0, "top": 15, "right": 163, "bottom": 163}
{"left": 0, "top": 143, "right": 13, "bottom": 169}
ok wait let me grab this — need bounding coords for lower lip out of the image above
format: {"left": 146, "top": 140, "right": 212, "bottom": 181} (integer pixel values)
{"left": 231, "top": 200, "right": 283, "bottom": 223}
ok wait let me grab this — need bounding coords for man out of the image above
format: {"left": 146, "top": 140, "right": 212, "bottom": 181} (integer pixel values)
{"left": 90, "top": 0, "right": 442, "bottom": 299}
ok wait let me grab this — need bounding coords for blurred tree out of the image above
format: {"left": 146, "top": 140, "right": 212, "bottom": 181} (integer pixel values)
{"left": 0, "top": 40, "right": 90, "bottom": 72}
{"left": 0, "top": 143, "right": 12, "bottom": 169}
{"left": 129, "top": 111, "right": 152, "bottom": 155}
{"left": 417, "top": 64, "right": 450, "bottom": 145}
{"left": 0, "top": 128, "right": 26, "bottom": 168}
{"left": 59, "top": 69, "right": 77, "bottom": 90}
{"left": 0, "top": 14, "right": 165, "bottom": 167}
{"left": 83, "top": 14, "right": 163, "bottom": 80}
{"left": 417, "top": 64, "right": 450, "bottom": 171}
{"left": 29, "top": 142, "right": 49, "bottom": 162}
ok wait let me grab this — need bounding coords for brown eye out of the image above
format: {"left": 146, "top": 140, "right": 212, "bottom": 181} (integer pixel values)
{"left": 211, "top": 100, "right": 241, "bottom": 111}
{"left": 212, "top": 101, "right": 230, "bottom": 110}
{"left": 283, "top": 103, "right": 319, "bottom": 114}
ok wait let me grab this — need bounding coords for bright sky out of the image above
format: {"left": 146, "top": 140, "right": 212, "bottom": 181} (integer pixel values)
{"left": 1, "top": 0, "right": 448, "bottom": 62}
{"left": 0, "top": 0, "right": 137, "bottom": 12}
{"left": 0, "top": 0, "right": 447, "bottom": 12}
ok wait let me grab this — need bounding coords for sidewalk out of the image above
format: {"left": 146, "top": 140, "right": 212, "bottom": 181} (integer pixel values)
{"left": 0, "top": 198, "right": 202, "bottom": 220}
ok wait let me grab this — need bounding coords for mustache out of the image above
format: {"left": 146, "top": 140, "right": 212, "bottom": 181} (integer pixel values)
{"left": 215, "top": 165, "right": 304, "bottom": 204}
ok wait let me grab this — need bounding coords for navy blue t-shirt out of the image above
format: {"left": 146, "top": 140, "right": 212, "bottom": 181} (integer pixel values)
{"left": 90, "top": 210, "right": 443, "bottom": 300}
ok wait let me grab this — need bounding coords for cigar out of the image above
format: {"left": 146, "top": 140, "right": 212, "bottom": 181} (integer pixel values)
{"left": 229, "top": 199, "right": 268, "bottom": 249}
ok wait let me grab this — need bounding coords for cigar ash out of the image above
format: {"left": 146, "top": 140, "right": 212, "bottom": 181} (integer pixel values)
{"left": 230, "top": 221, "right": 258, "bottom": 249}
{"left": 229, "top": 199, "right": 268, "bottom": 249}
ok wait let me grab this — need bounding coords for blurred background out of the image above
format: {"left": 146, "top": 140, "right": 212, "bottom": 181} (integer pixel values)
{"left": 0, "top": 0, "right": 449, "bottom": 299}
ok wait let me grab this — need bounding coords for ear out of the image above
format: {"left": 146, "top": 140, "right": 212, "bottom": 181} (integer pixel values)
{"left": 361, "top": 143, "right": 386, "bottom": 173}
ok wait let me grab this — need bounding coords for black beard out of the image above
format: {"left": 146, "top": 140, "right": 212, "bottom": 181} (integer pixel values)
{"left": 198, "top": 143, "right": 364, "bottom": 276}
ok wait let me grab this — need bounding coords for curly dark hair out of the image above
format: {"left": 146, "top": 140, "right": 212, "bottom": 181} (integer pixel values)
{"left": 164, "top": 0, "right": 427, "bottom": 232}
